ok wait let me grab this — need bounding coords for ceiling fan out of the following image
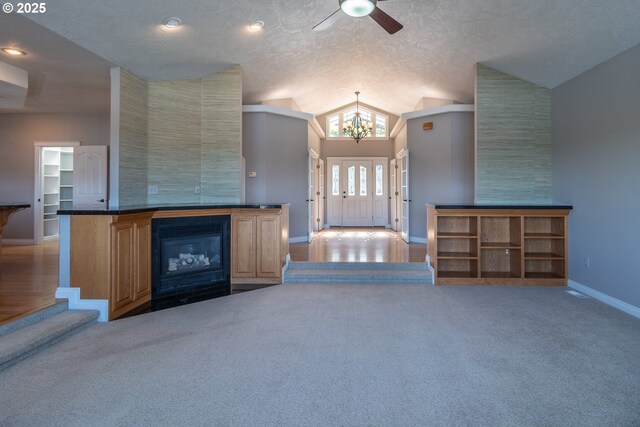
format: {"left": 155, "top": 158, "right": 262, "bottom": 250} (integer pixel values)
{"left": 313, "top": 0, "right": 404, "bottom": 35}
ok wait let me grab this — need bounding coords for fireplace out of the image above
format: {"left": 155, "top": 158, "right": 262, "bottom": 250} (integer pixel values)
{"left": 152, "top": 215, "right": 230, "bottom": 310}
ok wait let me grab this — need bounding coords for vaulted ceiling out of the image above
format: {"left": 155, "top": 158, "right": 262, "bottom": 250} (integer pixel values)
{"left": 10, "top": 0, "right": 640, "bottom": 115}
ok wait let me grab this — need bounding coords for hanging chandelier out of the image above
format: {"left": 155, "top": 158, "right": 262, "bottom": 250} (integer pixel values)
{"left": 343, "top": 91, "right": 373, "bottom": 143}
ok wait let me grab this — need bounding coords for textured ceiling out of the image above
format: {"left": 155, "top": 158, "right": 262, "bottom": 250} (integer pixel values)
{"left": 21, "top": 0, "right": 640, "bottom": 115}
{"left": 0, "top": 14, "right": 111, "bottom": 114}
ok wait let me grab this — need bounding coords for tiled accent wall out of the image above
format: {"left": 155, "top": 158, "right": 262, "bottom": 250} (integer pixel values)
{"left": 118, "top": 69, "right": 148, "bottom": 207}
{"left": 201, "top": 65, "right": 243, "bottom": 203}
{"left": 148, "top": 79, "right": 202, "bottom": 204}
{"left": 475, "top": 64, "right": 551, "bottom": 203}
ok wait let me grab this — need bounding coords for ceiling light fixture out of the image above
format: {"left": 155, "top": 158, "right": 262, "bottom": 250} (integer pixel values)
{"left": 1, "top": 47, "right": 27, "bottom": 56}
{"left": 248, "top": 21, "right": 264, "bottom": 32}
{"left": 339, "top": 0, "right": 376, "bottom": 18}
{"left": 343, "top": 92, "right": 373, "bottom": 143}
{"left": 163, "top": 17, "right": 182, "bottom": 28}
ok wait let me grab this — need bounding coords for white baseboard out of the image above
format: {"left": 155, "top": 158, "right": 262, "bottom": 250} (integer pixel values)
{"left": 2, "top": 238, "right": 35, "bottom": 245}
{"left": 289, "top": 236, "right": 308, "bottom": 244}
{"left": 55, "top": 287, "right": 109, "bottom": 322}
{"left": 409, "top": 236, "right": 427, "bottom": 244}
{"left": 568, "top": 280, "right": 640, "bottom": 319}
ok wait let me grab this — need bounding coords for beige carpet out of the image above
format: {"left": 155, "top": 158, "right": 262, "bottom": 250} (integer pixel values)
{"left": 1, "top": 284, "right": 639, "bottom": 426}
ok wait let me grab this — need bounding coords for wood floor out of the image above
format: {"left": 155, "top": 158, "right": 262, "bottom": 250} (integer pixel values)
{"left": 0, "top": 229, "right": 425, "bottom": 323}
{"left": 0, "top": 241, "right": 59, "bottom": 325}
{"left": 290, "top": 227, "right": 427, "bottom": 263}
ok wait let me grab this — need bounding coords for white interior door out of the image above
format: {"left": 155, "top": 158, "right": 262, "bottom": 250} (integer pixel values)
{"left": 73, "top": 146, "right": 107, "bottom": 210}
{"left": 389, "top": 159, "right": 397, "bottom": 231}
{"left": 400, "top": 151, "right": 410, "bottom": 242}
{"left": 307, "top": 151, "right": 315, "bottom": 242}
{"left": 342, "top": 160, "right": 373, "bottom": 227}
{"left": 318, "top": 159, "right": 325, "bottom": 230}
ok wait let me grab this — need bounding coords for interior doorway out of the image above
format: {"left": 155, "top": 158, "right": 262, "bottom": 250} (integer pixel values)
{"left": 34, "top": 142, "right": 79, "bottom": 243}
{"left": 326, "top": 157, "right": 388, "bottom": 227}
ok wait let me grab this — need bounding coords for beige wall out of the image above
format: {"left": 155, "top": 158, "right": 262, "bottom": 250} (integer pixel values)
{"left": 0, "top": 113, "right": 109, "bottom": 239}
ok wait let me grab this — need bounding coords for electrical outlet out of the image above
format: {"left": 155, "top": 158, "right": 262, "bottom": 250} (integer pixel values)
{"left": 148, "top": 185, "right": 159, "bottom": 195}
{"left": 584, "top": 257, "right": 590, "bottom": 269}
{"left": 194, "top": 185, "right": 201, "bottom": 194}
{"left": 249, "top": 171, "right": 257, "bottom": 178}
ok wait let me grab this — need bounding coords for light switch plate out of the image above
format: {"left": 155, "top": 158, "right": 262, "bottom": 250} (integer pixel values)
{"left": 249, "top": 172, "right": 257, "bottom": 178}
{"left": 148, "top": 185, "right": 159, "bottom": 195}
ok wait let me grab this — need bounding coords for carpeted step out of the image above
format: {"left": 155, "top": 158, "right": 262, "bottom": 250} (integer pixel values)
{"left": 0, "top": 309, "right": 99, "bottom": 372}
{"left": 287, "top": 261, "right": 429, "bottom": 271}
{"left": 0, "top": 299, "right": 69, "bottom": 337}
{"left": 285, "top": 264, "right": 433, "bottom": 285}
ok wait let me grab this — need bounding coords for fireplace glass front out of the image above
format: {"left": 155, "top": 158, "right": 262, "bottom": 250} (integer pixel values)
{"left": 152, "top": 215, "right": 230, "bottom": 307}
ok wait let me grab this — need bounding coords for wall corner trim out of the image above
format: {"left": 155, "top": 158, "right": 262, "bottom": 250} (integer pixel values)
{"left": 568, "top": 280, "right": 640, "bottom": 319}
{"left": 55, "top": 287, "right": 109, "bottom": 322}
{"left": 242, "top": 105, "right": 326, "bottom": 138}
{"left": 390, "top": 104, "right": 475, "bottom": 138}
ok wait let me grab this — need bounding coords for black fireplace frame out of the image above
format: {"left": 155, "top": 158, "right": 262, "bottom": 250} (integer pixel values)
{"left": 151, "top": 215, "right": 231, "bottom": 307}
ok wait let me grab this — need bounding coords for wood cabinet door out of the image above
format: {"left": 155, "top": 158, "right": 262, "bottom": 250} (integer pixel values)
{"left": 134, "top": 220, "right": 152, "bottom": 300}
{"left": 111, "top": 222, "right": 135, "bottom": 312}
{"left": 256, "top": 215, "right": 281, "bottom": 278}
{"left": 232, "top": 216, "right": 256, "bottom": 278}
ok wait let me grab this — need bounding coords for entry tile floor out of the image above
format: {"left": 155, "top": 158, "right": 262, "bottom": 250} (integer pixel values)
{"left": 289, "top": 227, "right": 427, "bottom": 263}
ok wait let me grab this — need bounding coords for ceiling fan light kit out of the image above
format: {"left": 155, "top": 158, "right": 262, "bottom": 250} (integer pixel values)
{"left": 339, "top": 0, "right": 376, "bottom": 17}
{"left": 314, "top": 0, "right": 403, "bottom": 35}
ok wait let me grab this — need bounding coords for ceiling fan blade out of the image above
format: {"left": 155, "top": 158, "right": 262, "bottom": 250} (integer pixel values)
{"left": 369, "top": 6, "right": 404, "bottom": 34}
{"left": 312, "top": 8, "right": 342, "bottom": 31}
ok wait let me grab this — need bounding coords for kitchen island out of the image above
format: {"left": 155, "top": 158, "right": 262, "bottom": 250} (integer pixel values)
{"left": 57, "top": 204, "right": 290, "bottom": 321}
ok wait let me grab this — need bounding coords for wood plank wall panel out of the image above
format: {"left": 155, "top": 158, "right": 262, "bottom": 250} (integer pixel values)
{"left": 201, "top": 65, "right": 242, "bottom": 203}
{"left": 148, "top": 79, "right": 202, "bottom": 204}
{"left": 118, "top": 69, "right": 149, "bottom": 207}
{"left": 476, "top": 64, "right": 551, "bottom": 204}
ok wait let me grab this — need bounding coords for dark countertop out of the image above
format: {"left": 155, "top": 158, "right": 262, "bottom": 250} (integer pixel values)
{"left": 432, "top": 204, "right": 573, "bottom": 210}
{"left": 58, "top": 203, "right": 290, "bottom": 215}
{"left": 0, "top": 203, "right": 31, "bottom": 209}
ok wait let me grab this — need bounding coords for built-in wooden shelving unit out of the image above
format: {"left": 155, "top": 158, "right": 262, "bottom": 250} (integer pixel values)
{"left": 427, "top": 204, "right": 571, "bottom": 285}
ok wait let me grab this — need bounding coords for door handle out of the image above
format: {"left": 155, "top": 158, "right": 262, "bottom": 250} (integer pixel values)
{"left": 306, "top": 199, "right": 314, "bottom": 202}
{"left": 97, "top": 199, "right": 105, "bottom": 203}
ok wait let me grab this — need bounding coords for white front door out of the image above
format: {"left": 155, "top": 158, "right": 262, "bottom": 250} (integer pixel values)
{"left": 342, "top": 160, "right": 373, "bottom": 227}
{"left": 73, "top": 146, "right": 108, "bottom": 210}
{"left": 389, "top": 159, "right": 397, "bottom": 231}
{"left": 372, "top": 160, "right": 387, "bottom": 227}
{"left": 327, "top": 161, "right": 343, "bottom": 226}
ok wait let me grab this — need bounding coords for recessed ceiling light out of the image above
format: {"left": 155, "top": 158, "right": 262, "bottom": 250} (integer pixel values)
{"left": 248, "top": 21, "right": 264, "bottom": 32}
{"left": 163, "top": 17, "right": 182, "bottom": 28}
{"left": 1, "top": 47, "right": 27, "bottom": 56}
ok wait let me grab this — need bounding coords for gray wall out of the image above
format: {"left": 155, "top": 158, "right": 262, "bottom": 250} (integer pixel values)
{"left": 406, "top": 112, "right": 475, "bottom": 240}
{"left": 552, "top": 43, "right": 640, "bottom": 309}
{"left": 243, "top": 112, "right": 309, "bottom": 239}
{"left": 476, "top": 64, "right": 552, "bottom": 204}
{"left": 0, "top": 113, "right": 110, "bottom": 239}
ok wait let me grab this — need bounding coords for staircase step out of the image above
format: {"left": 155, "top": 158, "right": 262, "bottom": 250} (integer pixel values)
{"left": 0, "top": 309, "right": 99, "bottom": 372}
{"left": 287, "top": 261, "right": 429, "bottom": 271}
{"left": 285, "top": 268, "right": 433, "bottom": 284}
{"left": 0, "top": 299, "right": 69, "bottom": 337}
